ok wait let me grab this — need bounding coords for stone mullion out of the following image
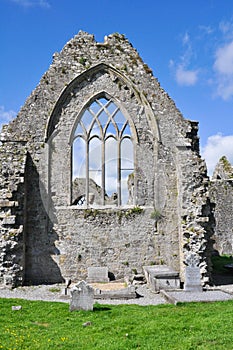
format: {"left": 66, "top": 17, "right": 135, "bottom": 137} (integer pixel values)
{"left": 86, "top": 140, "right": 89, "bottom": 208}
{"left": 133, "top": 140, "right": 137, "bottom": 206}
{"left": 117, "top": 139, "right": 121, "bottom": 206}
{"left": 102, "top": 139, "right": 105, "bottom": 206}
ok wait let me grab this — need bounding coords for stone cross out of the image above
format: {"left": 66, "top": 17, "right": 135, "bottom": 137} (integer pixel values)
{"left": 70, "top": 281, "right": 94, "bottom": 311}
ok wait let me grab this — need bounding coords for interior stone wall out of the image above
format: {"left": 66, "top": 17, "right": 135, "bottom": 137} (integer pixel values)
{"left": 53, "top": 208, "right": 160, "bottom": 281}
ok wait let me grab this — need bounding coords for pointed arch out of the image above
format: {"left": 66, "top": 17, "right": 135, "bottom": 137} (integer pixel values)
{"left": 45, "top": 63, "right": 160, "bottom": 143}
{"left": 71, "top": 95, "right": 135, "bottom": 207}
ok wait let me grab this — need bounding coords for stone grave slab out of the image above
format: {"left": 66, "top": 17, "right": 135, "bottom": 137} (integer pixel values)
{"left": 94, "top": 285, "right": 137, "bottom": 299}
{"left": 86, "top": 267, "right": 109, "bottom": 283}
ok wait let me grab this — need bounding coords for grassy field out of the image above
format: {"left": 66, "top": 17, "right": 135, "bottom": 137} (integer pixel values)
{"left": 0, "top": 298, "right": 233, "bottom": 349}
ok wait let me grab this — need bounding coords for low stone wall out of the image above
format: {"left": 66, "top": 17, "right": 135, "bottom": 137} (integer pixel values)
{"left": 49, "top": 207, "right": 180, "bottom": 283}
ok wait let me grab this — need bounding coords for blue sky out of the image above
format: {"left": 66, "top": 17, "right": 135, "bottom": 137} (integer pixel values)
{"left": 1, "top": 0, "right": 233, "bottom": 175}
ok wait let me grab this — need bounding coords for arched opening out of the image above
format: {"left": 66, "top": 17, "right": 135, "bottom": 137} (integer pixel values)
{"left": 71, "top": 97, "right": 135, "bottom": 207}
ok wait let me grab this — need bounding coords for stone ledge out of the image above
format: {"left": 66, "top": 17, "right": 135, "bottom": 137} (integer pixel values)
{"left": 94, "top": 286, "right": 137, "bottom": 299}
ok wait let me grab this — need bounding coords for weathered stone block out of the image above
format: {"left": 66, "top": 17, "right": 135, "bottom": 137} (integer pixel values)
{"left": 0, "top": 200, "right": 14, "bottom": 207}
{"left": 2, "top": 216, "right": 16, "bottom": 225}
{"left": 3, "top": 275, "right": 14, "bottom": 286}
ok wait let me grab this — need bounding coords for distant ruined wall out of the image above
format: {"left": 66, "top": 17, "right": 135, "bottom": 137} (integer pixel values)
{"left": 209, "top": 157, "right": 233, "bottom": 255}
{"left": 0, "top": 32, "right": 213, "bottom": 287}
{"left": 210, "top": 180, "right": 233, "bottom": 255}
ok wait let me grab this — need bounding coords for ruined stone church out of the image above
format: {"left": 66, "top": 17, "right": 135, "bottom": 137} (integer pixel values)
{"left": 0, "top": 31, "right": 230, "bottom": 288}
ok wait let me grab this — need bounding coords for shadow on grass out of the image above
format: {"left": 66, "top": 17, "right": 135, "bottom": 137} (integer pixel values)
{"left": 93, "top": 304, "right": 112, "bottom": 312}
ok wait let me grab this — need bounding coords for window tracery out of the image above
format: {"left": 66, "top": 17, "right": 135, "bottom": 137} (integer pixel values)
{"left": 72, "top": 97, "right": 134, "bottom": 207}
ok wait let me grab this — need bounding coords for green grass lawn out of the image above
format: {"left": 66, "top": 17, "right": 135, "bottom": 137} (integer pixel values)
{"left": 0, "top": 298, "right": 233, "bottom": 349}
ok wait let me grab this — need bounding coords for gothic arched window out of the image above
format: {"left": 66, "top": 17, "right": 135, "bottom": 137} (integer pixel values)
{"left": 72, "top": 97, "right": 135, "bottom": 207}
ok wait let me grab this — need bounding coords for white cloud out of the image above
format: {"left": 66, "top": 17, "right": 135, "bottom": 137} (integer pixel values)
{"left": 213, "top": 41, "right": 233, "bottom": 100}
{"left": 0, "top": 106, "right": 17, "bottom": 132}
{"left": 214, "top": 77, "right": 233, "bottom": 100}
{"left": 9, "top": 0, "right": 50, "bottom": 8}
{"left": 201, "top": 133, "right": 233, "bottom": 176}
{"left": 214, "top": 41, "right": 233, "bottom": 75}
{"left": 170, "top": 31, "right": 199, "bottom": 86}
{"left": 219, "top": 20, "right": 233, "bottom": 38}
{"left": 198, "top": 25, "right": 214, "bottom": 35}
{"left": 175, "top": 65, "right": 198, "bottom": 86}
{"left": 169, "top": 59, "right": 174, "bottom": 68}
{"left": 182, "top": 32, "right": 190, "bottom": 45}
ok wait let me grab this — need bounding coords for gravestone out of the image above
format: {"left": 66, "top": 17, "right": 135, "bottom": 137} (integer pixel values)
{"left": 86, "top": 267, "right": 109, "bottom": 283}
{"left": 70, "top": 281, "right": 94, "bottom": 311}
{"left": 143, "top": 265, "right": 180, "bottom": 291}
{"left": 184, "top": 253, "right": 202, "bottom": 292}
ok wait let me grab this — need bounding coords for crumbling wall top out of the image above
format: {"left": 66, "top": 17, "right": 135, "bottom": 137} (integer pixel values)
{"left": 212, "top": 156, "right": 233, "bottom": 180}
{"left": 2, "top": 31, "right": 193, "bottom": 150}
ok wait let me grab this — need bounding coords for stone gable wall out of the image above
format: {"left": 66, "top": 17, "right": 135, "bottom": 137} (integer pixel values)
{"left": 0, "top": 32, "right": 213, "bottom": 286}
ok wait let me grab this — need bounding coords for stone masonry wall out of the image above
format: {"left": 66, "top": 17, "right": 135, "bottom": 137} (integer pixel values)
{"left": 176, "top": 148, "right": 214, "bottom": 283}
{"left": 0, "top": 138, "right": 27, "bottom": 287}
{"left": 0, "top": 32, "right": 213, "bottom": 286}
{"left": 53, "top": 208, "right": 158, "bottom": 281}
